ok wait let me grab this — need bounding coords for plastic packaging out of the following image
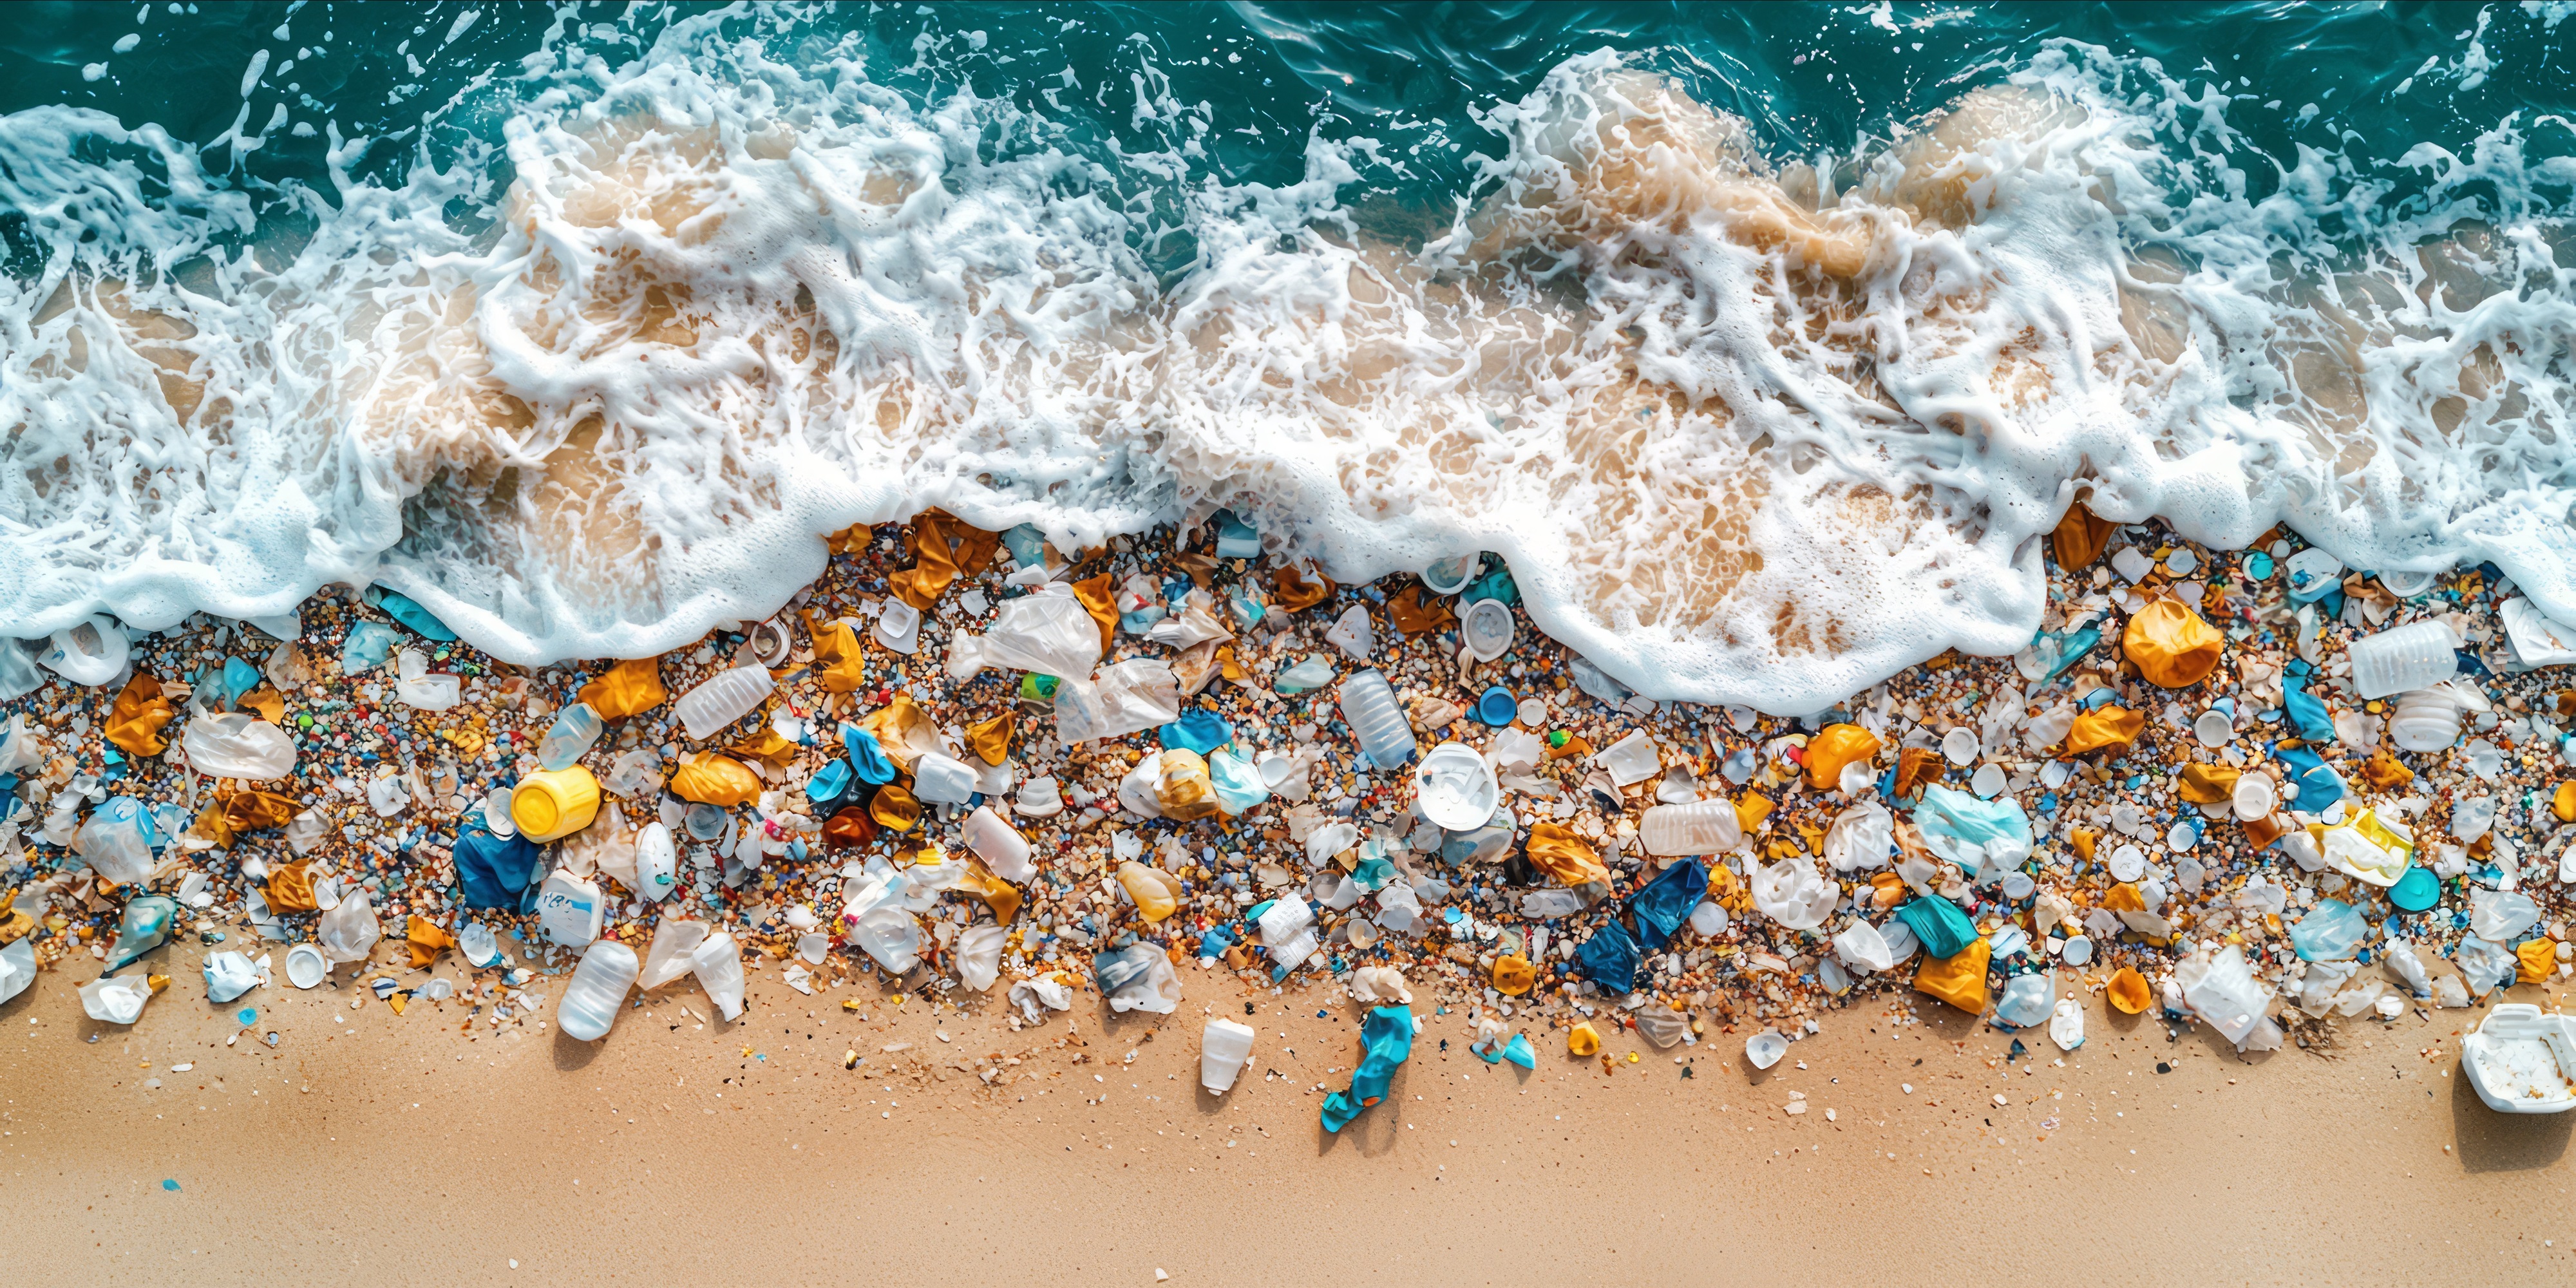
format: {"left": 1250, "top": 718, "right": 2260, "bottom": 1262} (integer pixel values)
{"left": 203, "top": 950, "right": 261, "bottom": 1003}
{"left": 179, "top": 712, "right": 298, "bottom": 779}
{"left": 1640, "top": 799, "right": 1745, "bottom": 857}
{"left": 556, "top": 940, "right": 639, "bottom": 1041}
{"left": 1912, "top": 786, "right": 2032, "bottom": 881}
{"left": 1752, "top": 859, "right": 1837, "bottom": 930}
{"left": 961, "top": 806, "right": 1034, "bottom": 881}
{"left": 2388, "top": 687, "right": 2467, "bottom": 753}
{"left": 2460, "top": 1004, "right": 2576, "bottom": 1114}
{"left": 2472, "top": 889, "right": 2543, "bottom": 942}
{"left": 102, "top": 894, "right": 178, "bottom": 972}
{"left": 538, "top": 703, "right": 605, "bottom": 770}
{"left": 1822, "top": 800, "right": 1895, "bottom": 873}
{"left": 1412, "top": 741, "right": 1499, "bottom": 829}
{"left": 1591, "top": 729, "right": 1662, "bottom": 786}
{"left": 690, "top": 932, "right": 747, "bottom": 1019}
{"left": 2347, "top": 620, "right": 2459, "bottom": 700}
{"left": 1095, "top": 942, "right": 1182, "bottom": 1014}
{"left": 1320, "top": 1007, "right": 1413, "bottom": 1132}
{"left": 74, "top": 797, "right": 160, "bottom": 887}
{"left": 80, "top": 974, "right": 156, "bottom": 1024}
{"left": 317, "top": 889, "right": 381, "bottom": 965}
{"left": 1834, "top": 920, "right": 1900, "bottom": 973}
{"left": 980, "top": 585, "right": 1104, "bottom": 679}
{"left": 954, "top": 924, "right": 1005, "bottom": 991}
{"left": 2232, "top": 773, "right": 2277, "bottom": 820}
{"left": 1153, "top": 750, "right": 1218, "bottom": 821}
{"left": 393, "top": 648, "right": 461, "bottom": 710}
{"left": 1323, "top": 605, "right": 1375, "bottom": 659}
{"left": 1207, "top": 748, "right": 1270, "bottom": 815}
{"left": 1338, "top": 668, "right": 1416, "bottom": 768}
{"left": 673, "top": 664, "right": 775, "bottom": 742}
{"left": 638, "top": 919, "right": 710, "bottom": 989}
{"left": 1995, "top": 972, "right": 2055, "bottom": 1027}
{"left": 1201, "top": 1018, "right": 1257, "bottom": 1092}
{"left": 1460, "top": 598, "right": 1515, "bottom": 661}
{"left": 39, "top": 614, "right": 128, "bottom": 687}
{"left": 2179, "top": 945, "right": 2275, "bottom": 1048}
{"left": 1274, "top": 656, "right": 1335, "bottom": 694}
{"left": 512, "top": 766, "right": 601, "bottom": 842}
{"left": 536, "top": 871, "right": 605, "bottom": 947}
{"left": 2287, "top": 899, "right": 2367, "bottom": 961}
{"left": 911, "top": 751, "right": 979, "bottom": 805}
{"left": 849, "top": 907, "right": 923, "bottom": 974}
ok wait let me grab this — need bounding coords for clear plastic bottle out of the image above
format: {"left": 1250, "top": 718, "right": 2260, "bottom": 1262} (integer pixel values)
{"left": 1338, "top": 668, "right": 1417, "bottom": 768}
{"left": 638, "top": 918, "right": 708, "bottom": 989}
{"left": 1639, "top": 799, "right": 1745, "bottom": 856}
{"left": 1200, "top": 1018, "right": 1256, "bottom": 1092}
{"left": 556, "top": 939, "right": 639, "bottom": 1041}
{"left": 536, "top": 871, "right": 605, "bottom": 947}
{"left": 690, "top": 931, "right": 746, "bottom": 1019}
{"left": 961, "top": 806, "right": 1033, "bottom": 880}
{"left": 538, "top": 703, "right": 605, "bottom": 770}
{"left": 672, "top": 664, "right": 775, "bottom": 742}
{"left": 2346, "top": 620, "right": 2459, "bottom": 700}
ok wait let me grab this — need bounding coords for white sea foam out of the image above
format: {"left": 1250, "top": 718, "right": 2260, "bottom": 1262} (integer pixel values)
{"left": 4, "top": 12, "right": 2575, "bottom": 712}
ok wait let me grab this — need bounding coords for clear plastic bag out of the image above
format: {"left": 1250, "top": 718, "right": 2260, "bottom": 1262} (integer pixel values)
{"left": 179, "top": 712, "right": 298, "bottom": 779}
{"left": 1054, "top": 659, "right": 1179, "bottom": 744}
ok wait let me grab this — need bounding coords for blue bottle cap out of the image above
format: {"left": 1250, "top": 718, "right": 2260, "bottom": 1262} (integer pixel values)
{"left": 1474, "top": 686, "right": 1517, "bottom": 727}
{"left": 2389, "top": 864, "right": 2439, "bottom": 913}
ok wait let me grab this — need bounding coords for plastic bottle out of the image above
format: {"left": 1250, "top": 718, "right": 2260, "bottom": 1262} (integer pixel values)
{"left": 536, "top": 871, "right": 605, "bottom": 947}
{"left": 180, "top": 712, "right": 298, "bottom": 779}
{"left": 2346, "top": 620, "right": 2459, "bottom": 700}
{"left": 538, "top": 703, "right": 605, "bottom": 770}
{"left": 1639, "top": 799, "right": 1745, "bottom": 857}
{"left": 690, "top": 932, "right": 746, "bottom": 1019}
{"left": 638, "top": 919, "right": 709, "bottom": 989}
{"left": 633, "top": 822, "right": 677, "bottom": 902}
{"left": 911, "top": 751, "right": 979, "bottom": 804}
{"left": 556, "top": 939, "right": 639, "bottom": 1041}
{"left": 1200, "top": 1018, "right": 1256, "bottom": 1092}
{"left": 512, "top": 766, "right": 601, "bottom": 842}
{"left": 961, "top": 806, "right": 1033, "bottom": 881}
{"left": 1338, "top": 668, "right": 1417, "bottom": 768}
{"left": 673, "top": 664, "right": 775, "bottom": 742}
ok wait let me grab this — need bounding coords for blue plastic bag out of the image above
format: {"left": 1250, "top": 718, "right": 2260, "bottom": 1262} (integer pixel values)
{"left": 1913, "top": 786, "right": 2032, "bottom": 879}
{"left": 1208, "top": 748, "right": 1269, "bottom": 815}
{"left": 1574, "top": 918, "right": 1642, "bottom": 993}
{"left": 2275, "top": 746, "right": 2344, "bottom": 812}
{"left": 1459, "top": 562, "right": 1519, "bottom": 607}
{"left": 377, "top": 591, "right": 458, "bottom": 641}
{"left": 840, "top": 725, "right": 897, "bottom": 785}
{"left": 2282, "top": 672, "right": 2336, "bottom": 744}
{"left": 341, "top": 621, "right": 401, "bottom": 675}
{"left": 1895, "top": 896, "right": 1979, "bottom": 960}
{"left": 1321, "top": 1006, "right": 1415, "bottom": 1132}
{"left": 1161, "top": 708, "right": 1235, "bottom": 755}
{"left": 222, "top": 657, "right": 261, "bottom": 708}
{"left": 2289, "top": 899, "right": 2367, "bottom": 961}
{"left": 1197, "top": 925, "right": 1234, "bottom": 960}
{"left": 452, "top": 820, "right": 542, "bottom": 911}
{"left": 806, "top": 759, "right": 853, "bottom": 808}
{"left": 1631, "top": 857, "right": 1708, "bottom": 952}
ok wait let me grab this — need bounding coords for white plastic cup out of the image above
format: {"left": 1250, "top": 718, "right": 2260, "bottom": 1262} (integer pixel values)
{"left": 962, "top": 806, "right": 1034, "bottom": 880}
{"left": 1200, "top": 1018, "right": 1256, "bottom": 1093}
{"left": 2346, "top": 620, "right": 2458, "bottom": 700}
{"left": 1461, "top": 598, "right": 1515, "bottom": 661}
{"left": 1412, "top": 741, "right": 1499, "bottom": 829}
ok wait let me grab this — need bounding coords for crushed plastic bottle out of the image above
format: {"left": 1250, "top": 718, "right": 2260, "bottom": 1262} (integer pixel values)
{"left": 690, "top": 932, "right": 747, "bottom": 1020}
{"left": 673, "top": 664, "right": 776, "bottom": 742}
{"left": 2346, "top": 620, "right": 2459, "bottom": 700}
{"left": 538, "top": 703, "right": 605, "bottom": 770}
{"left": 1337, "top": 669, "right": 1416, "bottom": 768}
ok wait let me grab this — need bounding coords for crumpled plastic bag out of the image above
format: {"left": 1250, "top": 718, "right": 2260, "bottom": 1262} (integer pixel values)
{"left": 1629, "top": 858, "right": 1707, "bottom": 952}
{"left": 1271, "top": 564, "right": 1335, "bottom": 612}
{"left": 2124, "top": 598, "right": 2223, "bottom": 688}
{"left": 869, "top": 784, "right": 923, "bottom": 833}
{"left": 2471, "top": 888, "right": 2542, "bottom": 942}
{"left": 2456, "top": 935, "right": 2519, "bottom": 996}
{"left": 452, "top": 822, "right": 541, "bottom": 911}
{"left": 578, "top": 657, "right": 667, "bottom": 719}
{"left": 1574, "top": 917, "right": 1642, "bottom": 992}
{"left": 203, "top": 950, "right": 262, "bottom": 1003}
{"left": 1913, "top": 938, "right": 1989, "bottom": 1014}
{"left": 1524, "top": 823, "right": 1610, "bottom": 888}
{"left": 1823, "top": 800, "right": 1895, "bottom": 873}
{"left": 2063, "top": 705, "right": 2145, "bottom": 755}
{"left": 1894, "top": 895, "right": 1979, "bottom": 960}
{"left": 2283, "top": 672, "right": 2336, "bottom": 744}
{"left": 1752, "top": 858, "right": 1837, "bottom": 931}
{"left": 106, "top": 671, "right": 176, "bottom": 757}
{"left": 858, "top": 693, "right": 943, "bottom": 770}
{"left": 340, "top": 620, "right": 400, "bottom": 674}
{"left": 2051, "top": 500, "right": 2114, "bottom": 569}
{"left": 80, "top": 972, "right": 165, "bottom": 1025}
{"left": 1994, "top": 971, "right": 2055, "bottom": 1027}
{"left": 840, "top": 725, "right": 898, "bottom": 784}
{"left": 1053, "top": 659, "right": 1181, "bottom": 745}
{"left": 2178, "top": 945, "right": 2278, "bottom": 1048}
{"left": 1349, "top": 965, "right": 1412, "bottom": 1005}
{"left": 2287, "top": 898, "right": 2367, "bottom": 961}
{"left": 887, "top": 509, "right": 999, "bottom": 609}
{"left": 2276, "top": 746, "right": 2345, "bottom": 813}
{"left": 1834, "top": 919, "right": 1900, "bottom": 973}
{"left": 1159, "top": 708, "right": 1234, "bottom": 755}
{"left": 2176, "top": 761, "right": 2240, "bottom": 806}
{"left": 2517, "top": 937, "right": 2557, "bottom": 984}
{"left": 966, "top": 712, "right": 1014, "bottom": 766}
{"left": 1208, "top": 748, "right": 1269, "bottom": 815}
{"left": 954, "top": 924, "right": 1007, "bottom": 991}
{"left": 1095, "top": 943, "right": 1182, "bottom": 1014}
{"left": 1803, "top": 723, "right": 1881, "bottom": 790}
{"left": 1010, "top": 974, "right": 1074, "bottom": 1023}
{"left": 670, "top": 752, "right": 761, "bottom": 808}
{"left": 1321, "top": 1006, "right": 1415, "bottom": 1133}
{"left": 1911, "top": 786, "right": 2031, "bottom": 880}
{"left": 982, "top": 584, "right": 1104, "bottom": 679}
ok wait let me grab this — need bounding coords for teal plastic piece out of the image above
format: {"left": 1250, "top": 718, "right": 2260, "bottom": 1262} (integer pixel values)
{"left": 1208, "top": 748, "right": 1269, "bottom": 815}
{"left": 2389, "top": 865, "right": 2439, "bottom": 913}
{"left": 377, "top": 591, "right": 458, "bottom": 641}
{"left": 104, "top": 895, "right": 179, "bottom": 973}
{"left": 1895, "top": 896, "right": 1979, "bottom": 961}
{"left": 1321, "top": 1006, "right": 1415, "bottom": 1132}
{"left": 341, "top": 620, "right": 400, "bottom": 674}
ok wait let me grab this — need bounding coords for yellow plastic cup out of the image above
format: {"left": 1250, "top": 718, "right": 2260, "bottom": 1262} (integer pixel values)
{"left": 511, "top": 766, "right": 601, "bottom": 842}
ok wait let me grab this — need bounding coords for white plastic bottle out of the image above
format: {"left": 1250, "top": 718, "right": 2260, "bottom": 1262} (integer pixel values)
{"left": 961, "top": 806, "right": 1034, "bottom": 880}
{"left": 2388, "top": 688, "right": 2465, "bottom": 752}
{"left": 690, "top": 931, "right": 746, "bottom": 1020}
{"left": 673, "top": 664, "right": 775, "bottom": 742}
{"left": 538, "top": 703, "right": 605, "bottom": 770}
{"left": 1200, "top": 1018, "right": 1256, "bottom": 1093}
{"left": 2345, "top": 620, "right": 2458, "bottom": 700}
{"left": 536, "top": 871, "right": 605, "bottom": 947}
{"left": 1639, "top": 799, "right": 1745, "bottom": 856}
{"left": 556, "top": 939, "right": 639, "bottom": 1041}
{"left": 1338, "top": 668, "right": 1417, "bottom": 768}
{"left": 911, "top": 751, "right": 979, "bottom": 804}
{"left": 633, "top": 822, "right": 677, "bottom": 902}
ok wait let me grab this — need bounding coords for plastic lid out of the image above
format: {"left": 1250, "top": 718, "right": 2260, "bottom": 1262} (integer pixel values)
{"left": 512, "top": 781, "right": 563, "bottom": 838}
{"left": 2389, "top": 864, "right": 2439, "bottom": 912}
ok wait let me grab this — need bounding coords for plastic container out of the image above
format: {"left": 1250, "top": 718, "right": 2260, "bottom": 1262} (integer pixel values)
{"left": 2461, "top": 1004, "right": 2576, "bottom": 1113}
{"left": 2388, "top": 688, "right": 2465, "bottom": 752}
{"left": 283, "top": 943, "right": 328, "bottom": 989}
{"left": 1412, "top": 741, "right": 1499, "bottom": 829}
{"left": 1338, "top": 669, "right": 1417, "bottom": 769}
{"left": 634, "top": 822, "right": 677, "bottom": 902}
{"left": 962, "top": 806, "right": 1034, "bottom": 880}
{"left": 554, "top": 940, "right": 639, "bottom": 1041}
{"left": 2232, "top": 773, "right": 2277, "bottom": 820}
{"left": 512, "top": 766, "right": 601, "bottom": 842}
{"left": 538, "top": 703, "right": 605, "bottom": 771}
{"left": 1639, "top": 799, "right": 1745, "bottom": 857}
{"left": 673, "top": 664, "right": 775, "bottom": 742}
{"left": 690, "top": 932, "right": 747, "bottom": 1019}
{"left": 38, "top": 614, "right": 128, "bottom": 687}
{"left": 536, "top": 871, "right": 605, "bottom": 947}
{"left": 911, "top": 752, "right": 979, "bottom": 805}
{"left": 2347, "top": 620, "right": 2459, "bottom": 700}
{"left": 1201, "top": 1018, "right": 1256, "bottom": 1092}
{"left": 180, "top": 713, "right": 298, "bottom": 779}
{"left": 1461, "top": 598, "right": 1515, "bottom": 661}
{"left": 1419, "top": 554, "right": 1482, "bottom": 596}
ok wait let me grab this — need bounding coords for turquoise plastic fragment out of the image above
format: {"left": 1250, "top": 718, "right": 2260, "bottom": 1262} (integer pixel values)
{"left": 1500, "top": 1032, "right": 1535, "bottom": 1069}
{"left": 840, "top": 725, "right": 897, "bottom": 785}
{"left": 377, "top": 591, "right": 457, "bottom": 641}
{"left": 1160, "top": 708, "right": 1234, "bottom": 755}
{"left": 341, "top": 620, "right": 400, "bottom": 674}
{"left": 1895, "top": 895, "right": 1978, "bottom": 960}
{"left": 1321, "top": 1006, "right": 1415, "bottom": 1132}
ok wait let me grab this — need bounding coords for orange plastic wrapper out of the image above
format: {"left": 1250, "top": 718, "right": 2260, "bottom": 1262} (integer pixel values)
{"left": 2051, "top": 500, "right": 2115, "bottom": 571}
{"left": 237, "top": 685, "right": 286, "bottom": 724}
{"left": 1388, "top": 585, "right": 1456, "bottom": 636}
{"left": 888, "top": 509, "right": 999, "bottom": 609}
{"left": 578, "top": 657, "right": 667, "bottom": 719}
{"left": 804, "top": 614, "right": 867, "bottom": 692}
{"left": 221, "top": 790, "right": 299, "bottom": 834}
{"left": 828, "top": 522, "right": 873, "bottom": 555}
{"left": 2103, "top": 882, "right": 2147, "bottom": 913}
{"left": 822, "top": 806, "right": 877, "bottom": 849}
{"left": 860, "top": 693, "right": 939, "bottom": 770}
{"left": 1070, "top": 572, "right": 1119, "bottom": 652}
{"left": 870, "top": 784, "right": 923, "bottom": 833}
{"left": 1892, "top": 746, "right": 1941, "bottom": 800}
{"left": 727, "top": 728, "right": 798, "bottom": 773}
{"left": 2176, "top": 762, "right": 2241, "bottom": 805}
{"left": 265, "top": 862, "right": 318, "bottom": 914}
{"left": 2362, "top": 752, "right": 2415, "bottom": 791}
{"left": 670, "top": 752, "right": 761, "bottom": 807}
{"left": 2519, "top": 939, "right": 2557, "bottom": 984}
{"left": 105, "top": 671, "right": 175, "bottom": 757}
{"left": 2107, "top": 967, "right": 2153, "bottom": 1014}
{"left": 406, "top": 915, "right": 455, "bottom": 969}
{"left": 2070, "top": 828, "right": 2099, "bottom": 862}
{"left": 2124, "top": 598, "right": 2224, "bottom": 688}
{"left": 1567, "top": 1021, "right": 1603, "bottom": 1057}
{"left": 965, "top": 862, "right": 1022, "bottom": 925}
{"left": 1734, "top": 791, "right": 1775, "bottom": 837}
{"left": 1271, "top": 564, "right": 1334, "bottom": 612}
{"left": 967, "top": 712, "right": 1015, "bottom": 766}
{"left": 1913, "top": 938, "right": 1991, "bottom": 1014}
{"left": 2063, "top": 706, "right": 2145, "bottom": 756}
{"left": 1492, "top": 954, "right": 1535, "bottom": 996}
{"left": 1803, "top": 723, "right": 1882, "bottom": 789}
{"left": 2240, "top": 811, "right": 2291, "bottom": 851}
{"left": 1524, "top": 823, "right": 1609, "bottom": 887}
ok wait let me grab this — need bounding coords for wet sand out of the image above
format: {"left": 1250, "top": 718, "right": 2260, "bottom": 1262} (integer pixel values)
{"left": 7, "top": 962, "right": 2570, "bottom": 1283}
